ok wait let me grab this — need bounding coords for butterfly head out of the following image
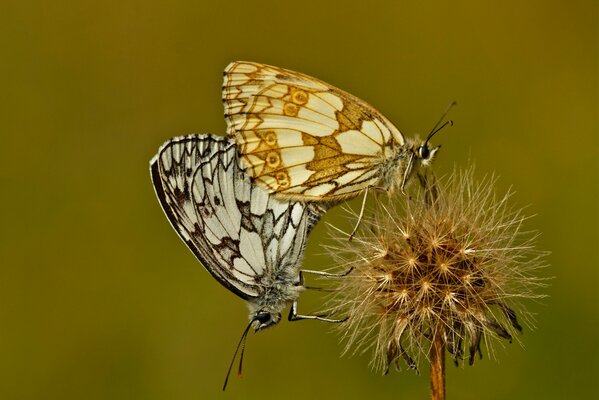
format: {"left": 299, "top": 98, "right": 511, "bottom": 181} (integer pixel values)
{"left": 416, "top": 117, "right": 451, "bottom": 165}
{"left": 416, "top": 141, "right": 441, "bottom": 166}
{"left": 252, "top": 310, "right": 281, "bottom": 332}
{"left": 416, "top": 102, "right": 455, "bottom": 165}
{"left": 394, "top": 134, "right": 443, "bottom": 194}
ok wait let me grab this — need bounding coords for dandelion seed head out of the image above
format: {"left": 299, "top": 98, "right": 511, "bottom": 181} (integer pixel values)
{"left": 325, "top": 167, "right": 547, "bottom": 373}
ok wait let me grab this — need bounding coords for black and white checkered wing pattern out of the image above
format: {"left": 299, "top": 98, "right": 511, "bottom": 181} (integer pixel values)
{"left": 150, "top": 134, "right": 318, "bottom": 300}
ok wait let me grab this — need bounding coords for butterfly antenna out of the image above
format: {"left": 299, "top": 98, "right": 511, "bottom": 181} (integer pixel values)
{"left": 237, "top": 330, "right": 248, "bottom": 377}
{"left": 425, "top": 101, "right": 457, "bottom": 143}
{"left": 222, "top": 319, "right": 254, "bottom": 391}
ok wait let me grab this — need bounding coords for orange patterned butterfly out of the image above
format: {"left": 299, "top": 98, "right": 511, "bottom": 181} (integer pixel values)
{"left": 223, "top": 61, "right": 449, "bottom": 209}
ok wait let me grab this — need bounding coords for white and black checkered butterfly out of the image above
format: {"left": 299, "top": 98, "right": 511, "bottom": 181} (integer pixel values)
{"left": 151, "top": 134, "right": 345, "bottom": 389}
{"left": 150, "top": 134, "right": 327, "bottom": 329}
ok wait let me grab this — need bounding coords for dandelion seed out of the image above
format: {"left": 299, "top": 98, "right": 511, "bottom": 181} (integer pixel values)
{"left": 325, "top": 167, "right": 547, "bottom": 400}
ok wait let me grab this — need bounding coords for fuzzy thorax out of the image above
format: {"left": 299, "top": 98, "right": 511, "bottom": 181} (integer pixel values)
{"left": 246, "top": 263, "right": 304, "bottom": 331}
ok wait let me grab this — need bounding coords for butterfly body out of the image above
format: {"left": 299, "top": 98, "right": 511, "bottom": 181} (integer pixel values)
{"left": 150, "top": 134, "right": 320, "bottom": 330}
{"left": 223, "top": 61, "right": 440, "bottom": 203}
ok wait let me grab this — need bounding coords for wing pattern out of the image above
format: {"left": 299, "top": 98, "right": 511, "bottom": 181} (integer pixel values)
{"left": 223, "top": 61, "right": 406, "bottom": 200}
{"left": 151, "top": 134, "right": 319, "bottom": 300}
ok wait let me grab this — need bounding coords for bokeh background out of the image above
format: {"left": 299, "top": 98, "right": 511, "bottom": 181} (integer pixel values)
{"left": 1, "top": 1, "right": 596, "bottom": 399}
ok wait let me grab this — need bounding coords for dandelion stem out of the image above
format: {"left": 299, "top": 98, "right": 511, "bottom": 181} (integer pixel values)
{"left": 430, "top": 326, "right": 446, "bottom": 400}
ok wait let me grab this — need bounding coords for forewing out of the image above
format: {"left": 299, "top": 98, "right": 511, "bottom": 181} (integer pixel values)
{"left": 150, "top": 134, "right": 321, "bottom": 300}
{"left": 223, "top": 61, "right": 405, "bottom": 200}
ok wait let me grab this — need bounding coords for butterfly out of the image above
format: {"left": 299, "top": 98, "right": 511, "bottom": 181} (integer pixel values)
{"left": 223, "top": 61, "right": 450, "bottom": 205}
{"left": 150, "top": 134, "right": 339, "bottom": 389}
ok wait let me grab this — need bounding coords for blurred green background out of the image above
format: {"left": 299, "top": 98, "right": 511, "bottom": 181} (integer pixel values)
{"left": 1, "top": 1, "right": 596, "bottom": 399}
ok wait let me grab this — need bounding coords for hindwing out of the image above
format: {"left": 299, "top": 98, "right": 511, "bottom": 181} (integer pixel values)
{"left": 150, "top": 134, "right": 319, "bottom": 300}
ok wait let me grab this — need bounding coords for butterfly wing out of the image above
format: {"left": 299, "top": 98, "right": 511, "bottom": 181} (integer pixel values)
{"left": 223, "top": 61, "right": 405, "bottom": 200}
{"left": 150, "top": 134, "right": 320, "bottom": 300}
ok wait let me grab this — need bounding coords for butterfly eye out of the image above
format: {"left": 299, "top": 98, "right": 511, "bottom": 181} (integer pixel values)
{"left": 254, "top": 311, "right": 277, "bottom": 331}
{"left": 419, "top": 144, "right": 430, "bottom": 160}
{"left": 255, "top": 311, "right": 271, "bottom": 323}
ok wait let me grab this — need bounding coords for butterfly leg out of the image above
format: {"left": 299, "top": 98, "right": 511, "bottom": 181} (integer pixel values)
{"left": 288, "top": 300, "right": 347, "bottom": 323}
{"left": 348, "top": 187, "right": 370, "bottom": 241}
{"left": 300, "top": 268, "right": 354, "bottom": 278}
{"left": 298, "top": 268, "right": 353, "bottom": 291}
{"left": 400, "top": 153, "right": 415, "bottom": 195}
{"left": 287, "top": 269, "right": 351, "bottom": 323}
{"left": 417, "top": 171, "right": 439, "bottom": 205}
